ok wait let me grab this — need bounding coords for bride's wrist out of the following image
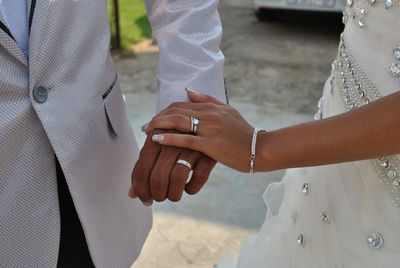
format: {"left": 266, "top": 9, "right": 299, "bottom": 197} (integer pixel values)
{"left": 257, "top": 131, "right": 279, "bottom": 172}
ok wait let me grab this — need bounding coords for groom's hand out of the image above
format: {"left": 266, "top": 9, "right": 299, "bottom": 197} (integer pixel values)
{"left": 130, "top": 129, "right": 216, "bottom": 204}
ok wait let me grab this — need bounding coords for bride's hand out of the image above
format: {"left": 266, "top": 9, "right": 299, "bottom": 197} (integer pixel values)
{"left": 145, "top": 90, "right": 257, "bottom": 172}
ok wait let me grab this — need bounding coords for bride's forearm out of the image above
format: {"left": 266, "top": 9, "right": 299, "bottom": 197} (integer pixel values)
{"left": 257, "top": 91, "right": 400, "bottom": 172}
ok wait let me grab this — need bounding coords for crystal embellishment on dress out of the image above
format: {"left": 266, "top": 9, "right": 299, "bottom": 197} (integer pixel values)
{"left": 343, "top": 0, "right": 399, "bottom": 29}
{"left": 314, "top": 97, "right": 324, "bottom": 120}
{"left": 302, "top": 183, "right": 310, "bottom": 195}
{"left": 336, "top": 37, "right": 376, "bottom": 111}
{"left": 342, "top": 11, "right": 348, "bottom": 24}
{"left": 320, "top": 210, "right": 330, "bottom": 223}
{"left": 381, "top": 159, "right": 391, "bottom": 168}
{"left": 390, "top": 63, "right": 400, "bottom": 77}
{"left": 357, "top": 8, "right": 367, "bottom": 28}
{"left": 335, "top": 39, "right": 400, "bottom": 208}
{"left": 374, "top": 157, "right": 400, "bottom": 206}
{"left": 367, "top": 233, "right": 384, "bottom": 249}
{"left": 297, "top": 233, "right": 305, "bottom": 247}
{"left": 387, "top": 169, "right": 397, "bottom": 179}
{"left": 394, "top": 45, "right": 400, "bottom": 61}
{"left": 384, "top": 0, "right": 393, "bottom": 9}
{"left": 390, "top": 44, "right": 400, "bottom": 78}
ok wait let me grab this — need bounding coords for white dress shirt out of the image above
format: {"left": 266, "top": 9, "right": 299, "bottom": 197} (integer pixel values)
{"left": 0, "top": 0, "right": 29, "bottom": 56}
{"left": 144, "top": 0, "right": 226, "bottom": 111}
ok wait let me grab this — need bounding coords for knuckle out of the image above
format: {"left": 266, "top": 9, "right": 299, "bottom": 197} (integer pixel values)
{"left": 150, "top": 176, "right": 167, "bottom": 190}
{"left": 171, "top": 114, "right": 185, "bottom": 124}
{"left": 215, "top": 110, "right": 224, "bottom": 118}
{"left": 207, "top": 111, "right": 222, "bottom": 122}
{"left": 208, "top": 125, "right": 220, "bottom": 134}
{"left": 211, "top": 103, "right": 219, "bottom": 110}
{"left": 204, "top": 103, "right": 216, "bottom": 110}
{"left": 171, "top": 168, "right": 186, "bottom": 181}
{"left": 184, "top": 137, "right": 195, "bottom": 148}
{"left": 166, "top": 108, "right": 180, "bottom": 115}
{"left": 206, "top": 110, "right": 217, "bottom": 117}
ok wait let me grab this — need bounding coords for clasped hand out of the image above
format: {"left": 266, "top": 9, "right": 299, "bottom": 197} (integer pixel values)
{"left": 129, "top": 129, "right": 216, "bottom": 205}
{"left": 129, "top": 90, "right": 257, "bottom": 206}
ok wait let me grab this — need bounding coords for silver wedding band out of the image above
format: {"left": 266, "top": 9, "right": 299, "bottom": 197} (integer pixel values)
{"left": 177, "top": 159, "right": 192, "bottom": 170}
{"left": 190, "top": 117, "right": 200, "bottom": 135}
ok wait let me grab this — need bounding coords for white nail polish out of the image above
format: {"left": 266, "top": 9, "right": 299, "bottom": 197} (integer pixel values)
{"left": 152, "top": 134, "right": 164, "bottom": 142}
{"left": 141, "top": 123, "right": 149, "bottom": 132}
{"left": 186, "top": 88, "right": 200, "bottom": 94}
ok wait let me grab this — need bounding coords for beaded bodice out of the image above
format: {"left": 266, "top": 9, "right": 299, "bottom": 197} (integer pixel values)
{"left": 342, "top": 0, "right": 400, "bottom": 94}
{"left": 316, "top": 3, "right": 400, "bottom": 208}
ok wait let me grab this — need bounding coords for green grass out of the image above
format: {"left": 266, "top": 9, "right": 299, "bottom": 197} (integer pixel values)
{"left": 108, "top": 0, "right": 152, "bottom": 49}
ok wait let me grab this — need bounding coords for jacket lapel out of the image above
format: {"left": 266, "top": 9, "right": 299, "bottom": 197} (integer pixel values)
{"left": 29, "top": 0, "right": 50, "bottom": 65}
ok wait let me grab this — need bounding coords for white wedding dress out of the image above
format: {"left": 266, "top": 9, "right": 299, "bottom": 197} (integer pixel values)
{"left": 217, "top": 1, "right": 400, "bottom": 267}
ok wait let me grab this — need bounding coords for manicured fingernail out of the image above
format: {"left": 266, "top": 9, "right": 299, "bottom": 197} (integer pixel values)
{"left": 128, "top": 187, "right": 137, "bottom": 198}
{"left": 186, "top": 88, "right": 199, "bottom": 94}
{"left": 141, "top": 123, "right": 149, "bottom": 132}
{"left": 152, "top": 134, "right": 164, "bottom": 142}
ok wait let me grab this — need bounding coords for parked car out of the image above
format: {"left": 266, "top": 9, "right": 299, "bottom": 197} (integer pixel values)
{"left": 254, "top": 0, "right": 346, "bottom": 20}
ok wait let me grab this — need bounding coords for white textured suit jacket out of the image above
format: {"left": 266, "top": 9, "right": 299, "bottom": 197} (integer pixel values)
{"left": 0, "top": 0, "right": 225, "bottom": 267}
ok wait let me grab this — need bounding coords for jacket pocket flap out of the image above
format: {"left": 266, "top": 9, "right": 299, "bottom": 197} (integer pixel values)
{"left": 103, "top": 78, "right": 127, "bottom": 137}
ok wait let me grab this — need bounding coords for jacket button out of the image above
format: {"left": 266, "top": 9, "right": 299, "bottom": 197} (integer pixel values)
{"left": 33, "top": 86, "right": 48, "bottom": 103}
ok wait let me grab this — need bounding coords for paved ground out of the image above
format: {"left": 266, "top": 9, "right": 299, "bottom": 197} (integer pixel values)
{"left": 115, "top": 4, "right": 344, "bottom": 268}
{"left": 126, "top": 94, "right": 309, "bottom": 268}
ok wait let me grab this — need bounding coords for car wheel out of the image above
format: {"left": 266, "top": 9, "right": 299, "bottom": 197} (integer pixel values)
{"left": 255, "top": 8, "right": 278, "bottom": 21}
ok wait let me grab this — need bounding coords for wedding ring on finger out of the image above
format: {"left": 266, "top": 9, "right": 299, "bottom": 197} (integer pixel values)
{"left": 190, "top": 117, "right": 200, "bottom": 135}
{"left": 176, "top": 159, "right": 193, "bottom": 170}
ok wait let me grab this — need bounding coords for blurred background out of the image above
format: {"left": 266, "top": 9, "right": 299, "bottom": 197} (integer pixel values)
{"left": 107, "top": 0, "right": 344, "bottom": 267}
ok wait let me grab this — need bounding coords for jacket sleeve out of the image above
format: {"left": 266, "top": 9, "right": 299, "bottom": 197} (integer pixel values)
{"left": 143, "top": 0, "right": 226, "bottom": 112}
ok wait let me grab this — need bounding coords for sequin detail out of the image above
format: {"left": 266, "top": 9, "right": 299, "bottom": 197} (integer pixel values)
{"left": 343, "top": 0, "right": 399, "bottom": 29}
{"left": 334, "top": 38, "right": 400, "bottom": 208}
{"left": 390, "top": 44, "right": 400, "bottom": 78}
